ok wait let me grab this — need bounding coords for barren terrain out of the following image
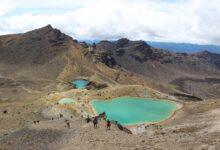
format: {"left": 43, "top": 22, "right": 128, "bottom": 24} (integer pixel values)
{"left": 0, "top": 26, "right": 220, "bottom": 150}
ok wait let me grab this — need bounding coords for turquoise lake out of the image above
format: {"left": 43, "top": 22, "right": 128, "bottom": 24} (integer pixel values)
{"left": 71, "top": 79, "right": 89, "bottom": 89}
{"left": 91, "top": 97, "right": 178, "bottom": 125}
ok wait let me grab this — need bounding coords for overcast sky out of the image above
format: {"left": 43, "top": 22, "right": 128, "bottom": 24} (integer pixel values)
{"left": 0, "top": 0, "right": 220, "bottom": 44}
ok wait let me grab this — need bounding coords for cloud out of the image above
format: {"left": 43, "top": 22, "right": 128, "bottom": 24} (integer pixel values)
{"left": 0, "top": 2, "right": 12, "bottom": 17}
{"left": 0, "top": 0, "right": 220, "bottom": 45}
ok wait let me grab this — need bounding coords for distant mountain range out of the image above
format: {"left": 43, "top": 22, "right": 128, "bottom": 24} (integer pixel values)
{"left": 83, "top": 40, "right": 220, "bottom": 54}
{"left": 147, "top": 41, "right": 220, "bottom": 54}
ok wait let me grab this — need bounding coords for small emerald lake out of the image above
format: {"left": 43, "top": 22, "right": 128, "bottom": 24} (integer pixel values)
{"left": 71, "top": 79, "right": 89, "bottom": 89}
{"left": 91, "top": 97, "right": 179, "bottom": 125}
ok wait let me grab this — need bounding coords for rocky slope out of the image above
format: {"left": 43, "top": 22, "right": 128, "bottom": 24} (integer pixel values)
{"left": 0, "top": 25, "right": 147, "bottom": 136}
{"left": 0, "top": 25, "right": 141, "bottom": 84}
{"left": 2, "top": 26, "right": 219, "bottom": 99}
{"left": 1, "top": 26, "right": 220, "bottom": 150}
{"left": 96, "top": 38, "right": 220, "bottom": 99}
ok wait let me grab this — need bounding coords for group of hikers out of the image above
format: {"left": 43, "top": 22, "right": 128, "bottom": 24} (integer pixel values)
{"left": 33, "top": 120, "right": 40, "bottom": 124}
{"left": 30, "top": 110, "right": 136, "bottom": 138}
{"left": 31, "top": 111, "right": 132, "bottom": 133}
{"left": 86, "top": 112, "right": 111, "bottom": 130}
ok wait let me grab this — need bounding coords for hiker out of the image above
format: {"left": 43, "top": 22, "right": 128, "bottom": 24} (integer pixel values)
{"left": 106, "top": 120, "right": 111, "bottom": 130}
{"left": 67, "top": 122, "right": 70, "bottom": 129}
{"left": 33, "top": 121, "right": 36, "bottom": 124}
{"left": 37, "top": 120, "right": 40, "bottom": 124}
{"left": 86, "top": 116, "right": 91, "bottom": 123}
{"left": 93, "top": 117, "right": 98, "bottom": 128}
{"left": 3, "top": 110, "right": 7, "bottom": 114}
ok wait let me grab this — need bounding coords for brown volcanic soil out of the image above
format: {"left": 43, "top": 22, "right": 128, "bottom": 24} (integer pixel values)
{"left": 0, "top": 25, "right": 146, "bottom": 137}
{"left": 96, "top": 39, "right": 220, "bottom": 99}
{"left": 170, "top": 77, "right": 220, "bottom": 99}
{"left": 0, "top": 26, "right": 220, "bottom": 150}
{"left": 0, "top": 25, "right": 123, "bottom": 83}
{"left": 1, "top": 98, "right": 220, "bottom": 150}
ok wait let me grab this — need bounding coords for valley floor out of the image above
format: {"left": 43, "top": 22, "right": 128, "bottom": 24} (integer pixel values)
{"left": 0, "top": 80, "right": 220, "bottom": 150}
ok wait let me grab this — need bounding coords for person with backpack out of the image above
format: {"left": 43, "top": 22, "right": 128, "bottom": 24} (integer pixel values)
{"left": 106, "top": 120, "right": 111, "bottom": 130}
{"left": 86, "top": 115, "right": 91, "bottom": 123}
{"left": 67, "top": 122, "right": 70, "bottom": 129}
{"left": 93, "top": 117, "right": 98, "bottom": 128}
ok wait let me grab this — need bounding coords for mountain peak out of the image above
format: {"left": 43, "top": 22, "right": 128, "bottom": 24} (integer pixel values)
{"left": 116, "top": 38, "right": 130, "bottom": 48}
{"left": 39, "top": 24, "right": 54, "bottom": 31}
{"left": 23, "top": 25, "right": 71, "bottom": 42}
{"left": 0, "top": 25, "right": 72, "bottom": 65}
{"left": 45, "top": 24, "right": 53, "bottom": 29}
{"left": 25, "top": 24, "right": 54, "bottom": 35}
{"left": 117, "top": 38, "right": 129, "bottom": 43}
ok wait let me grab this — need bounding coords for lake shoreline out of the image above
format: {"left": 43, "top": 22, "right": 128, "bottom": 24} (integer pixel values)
{"left": 89, "top": 96, "right": 182, "bottom": 127}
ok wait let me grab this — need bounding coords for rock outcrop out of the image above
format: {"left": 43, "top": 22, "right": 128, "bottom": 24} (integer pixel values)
{"left": 96, "top": 39, "right": 220, "bottom": 99}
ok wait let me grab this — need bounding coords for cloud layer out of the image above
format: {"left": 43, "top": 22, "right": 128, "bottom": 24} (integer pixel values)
{"left": 0, "top": 0, "right": 220, "bottom": 44}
